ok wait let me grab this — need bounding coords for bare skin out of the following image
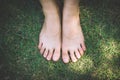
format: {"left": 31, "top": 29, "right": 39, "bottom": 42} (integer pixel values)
{"left": 62, "top": 0, "right": 86, "bottom": 63}
{"left": 38, "top": 0, "right": 61, "bottom": 61}
{"left": 38, "top": 0, "right": 86, "bottom": 63}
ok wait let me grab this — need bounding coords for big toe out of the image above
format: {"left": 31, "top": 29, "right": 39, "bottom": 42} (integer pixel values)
{"left": 62, "top": 51, "right": 69, "bottom": 63}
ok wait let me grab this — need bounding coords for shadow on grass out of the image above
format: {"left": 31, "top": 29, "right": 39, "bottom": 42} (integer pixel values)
{"left": 0, "top": 0, "right": 120, "bottom": 80}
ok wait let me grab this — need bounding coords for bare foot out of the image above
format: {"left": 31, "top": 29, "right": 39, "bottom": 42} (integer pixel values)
{"left": 62, "top": 3, "right": 86, "bottom": 63}
{"left": 38, "top": 15, "right": 61, "bottom": 61}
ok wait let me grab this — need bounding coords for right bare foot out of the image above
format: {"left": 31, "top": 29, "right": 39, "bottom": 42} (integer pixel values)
{"left": 38, "top": 0, "right": 61, "bottom": 61}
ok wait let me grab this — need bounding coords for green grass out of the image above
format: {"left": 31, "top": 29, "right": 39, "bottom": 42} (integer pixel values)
{"left": 0, "top": 0, "right": 120, "bottom": 80}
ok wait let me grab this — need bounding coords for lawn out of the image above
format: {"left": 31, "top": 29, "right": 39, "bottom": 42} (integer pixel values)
{"left": 0, "top": 0, "right": 120, "bottom": 80}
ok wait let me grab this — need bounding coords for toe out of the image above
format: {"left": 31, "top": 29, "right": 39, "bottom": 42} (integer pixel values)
{"left": 43, "top": 49, "right": 48, "bottom": 58}
{"left": 70, "top": 51, "right": 77, "bottom": 62}
{"left": 46, "top": 50, "right": 53, "bottom": 61}
{"left": 62, "top": 51, "right": 69, "bottom": 63}
{"left": 40, "top": 47, "right": 45, "bottom": 55}
{"left": 38, "top": 42, "right": 43, "bottom": 49}
{"left": 79, "top": 47, "right": 84, "bottom": 56}
{"left": 81, "top": 42, "right": 86, "bottom": 51}
{"left": 75, "top": 50, "right": 81, "bottom": 59}
{"left": 52, "top": 48, "right": 60, "bottom": 61}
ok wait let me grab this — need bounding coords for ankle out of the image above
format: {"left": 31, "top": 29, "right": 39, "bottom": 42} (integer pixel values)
{"left": 43, "top": 7, "right": 60, "bottom": 21}
{"left": 63, "top": 10, "right": 80, "bottom": 24}
{"left": 63, "top": 7, "right": 79, "bottom": 20}
{"left": 64, "top": 7, "right": 79, "bottom": 15}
